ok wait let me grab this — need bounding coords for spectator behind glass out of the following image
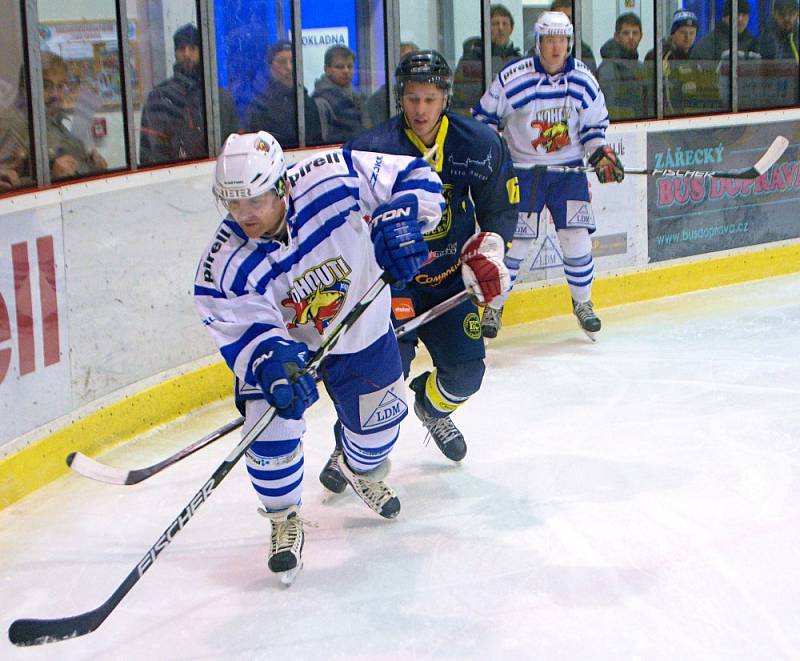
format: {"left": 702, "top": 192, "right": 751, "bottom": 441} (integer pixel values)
{"left": 692, "top": 0, "right": 758, "bottom": 61}
{"left": 645, "top": 10, "right": 707, "bottom": 115}
{"left": 452, "top": 4, "right": 523, "bottom": 115}
{"left": 364, "top": 41, "right": 418, "bottom": 127}
{"left": 245, "top": 40, "right": 322, "bottom": 149}
{"left": 139, "top": 24, "right": 240, "bottom": 165}
{"left": 547, "top": 0, "right": 597, "bottom": 74}
{"left": 759, "top": 0, "right": 799, "bottom": 60}
{"left": 0, "top": 51, "right": 107, "bottom": 185}
{"left": 597, "top": 12, "right": 650, "bottom": 119}
{"left": 312, "top": 45, "right": 365, "bottom": 144}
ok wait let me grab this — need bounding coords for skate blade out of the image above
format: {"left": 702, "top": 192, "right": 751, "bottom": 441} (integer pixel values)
{"left": 280, "top": 562, "right": 303, "bottom": 586}
{"left": 581, "top": 328, "right": 598, "bottom": 342}
{"left": 321, "top": 486, "right": 348, "bottom": 503}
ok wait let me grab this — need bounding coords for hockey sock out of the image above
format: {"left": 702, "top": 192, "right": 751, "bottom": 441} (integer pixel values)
{"left": 245, "top": 439, "right": 304, "bottom": 511}
{"left": 492, "top": 233, "right": 534, "bottom": 308}
{"left": 421, "top": 369, "right": 468, "bottom": 418}
{"left": 339, "top": 422, "right": 398, "bottom": 473}
{"left": 558, "top": 228, "right": 594, "bottom": 303}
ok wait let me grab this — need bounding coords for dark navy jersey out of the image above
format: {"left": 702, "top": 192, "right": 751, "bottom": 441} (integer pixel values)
{"left": 345, "top": 112, "right": 518, "bottom": 295}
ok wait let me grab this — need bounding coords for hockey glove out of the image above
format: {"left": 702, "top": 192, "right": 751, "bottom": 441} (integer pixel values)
{"left": 461, "top": 231, "right": 511, "bottom": 306}
{"left": 588, "top": 145, "right": 624, "bottom": 184}
{"left": 251, "top": 338, "right": 319, "bottom": 420}
{"left": 370, "top": 194, "right": 429, "bottom": 284}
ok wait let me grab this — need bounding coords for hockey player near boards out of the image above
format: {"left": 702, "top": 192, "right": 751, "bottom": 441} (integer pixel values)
{"left": 317, "top": 50, "right": 517, "bottom": 493}
{"left": 473, "top": 11, "right": 624, "bottom": 339}
{"left": 194, "top": 131, "right": 444, "bottom": 581}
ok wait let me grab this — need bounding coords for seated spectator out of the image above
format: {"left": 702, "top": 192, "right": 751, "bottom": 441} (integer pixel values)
{"left": 645, "top": 10, "right": 708, "bottom": 114}
{"left": 364, "top": 41, "right": 418, "bottom": 127}
{"left": 140, "top": 24, "right": 239, "bottom": 165}
{"left": 0, "top": 167, "right": 20, "bottom": 192}
{"left": 0, "top": 52, "right": 107, "bottom": 184}
{"left": 692, "top": 0, "right": 758, "bottom": 61}
{"left": 758, "top": 0, "right": 799, "bottom": 60}
{"left": 547, "top": 0, "right": 597, "bottom": 74}
{"left": 597, "top": 13, "right": 650, "bottom": 119}
{"left": 312, "top": 45, "right": 365, "bottom": 144}
{"left": 452, "top": 4, "right": 522, "bottom": 114}
{"left": 245, "top": 40, "right": 322, "bottom": 148}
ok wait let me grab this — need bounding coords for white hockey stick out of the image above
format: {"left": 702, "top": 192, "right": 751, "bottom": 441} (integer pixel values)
{"left": 546, "top": 135, "right": 789, "bottom": 180}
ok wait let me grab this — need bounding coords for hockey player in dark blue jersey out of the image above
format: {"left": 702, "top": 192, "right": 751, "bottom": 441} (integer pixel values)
{"left": 319, "top": 50, "right": 518, "bottom": 492}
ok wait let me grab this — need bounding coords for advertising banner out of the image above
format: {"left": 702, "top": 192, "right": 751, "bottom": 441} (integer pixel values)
{"left": 648, "top": 122, "right": 800, "bottom": 262}
{"left": 0, "top": 205, "right": 70, "bottom": 446}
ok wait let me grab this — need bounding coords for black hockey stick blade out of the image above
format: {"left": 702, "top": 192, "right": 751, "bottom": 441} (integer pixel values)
{"left": 66, "top": 417, "right": 245, "bottom": 485}
{"left": 9, "top": 274, "right": 392, "bottom": 646}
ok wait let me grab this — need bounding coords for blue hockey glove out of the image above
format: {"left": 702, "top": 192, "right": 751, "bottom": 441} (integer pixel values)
{"left": 250, "top": 338, "right": 319, "bottom": 420}
{"left": 370, "top": 194, "right": 429, "bottom": 284}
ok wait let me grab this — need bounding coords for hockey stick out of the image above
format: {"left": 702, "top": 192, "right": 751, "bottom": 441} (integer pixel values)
{"left": 545, "top": 135, "right": 789, "bottom": 180}
{"left": 8, "top": 273, "right": 392, "bottom": 647}
{"left": 66, "top": 288, "right": 472, "bottom": 486}
{"left": 66, "top": 417, "right": 245, "bottom": 485}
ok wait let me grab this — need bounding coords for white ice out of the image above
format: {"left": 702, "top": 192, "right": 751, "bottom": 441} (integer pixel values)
{"left": 2, "top": 273, "right": 799, "bottom": 660}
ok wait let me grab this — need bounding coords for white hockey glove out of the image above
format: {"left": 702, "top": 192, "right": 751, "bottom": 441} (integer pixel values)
{"left": 461, "top": 232, "right": 510, "bottom": 306}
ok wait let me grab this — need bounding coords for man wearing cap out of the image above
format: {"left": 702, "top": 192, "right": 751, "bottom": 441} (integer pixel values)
{"left": 139, "top": 23, "right": 239, "bottom": 165}
{"left": 645, "top": 10, "right": 704, "bottom": 114}
{"left": 245, "top": 40, "right": 322, "bottom": 149}
{"left": 692, "top": 0, "right": 758, "bottom": 61}
{"left": 758, "top": 0, "right": 799, "bottom": 61}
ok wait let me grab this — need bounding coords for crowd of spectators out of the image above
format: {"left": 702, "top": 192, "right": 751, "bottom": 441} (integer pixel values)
{"left": 3, "top": 1, "right": 799, "bottom": 194}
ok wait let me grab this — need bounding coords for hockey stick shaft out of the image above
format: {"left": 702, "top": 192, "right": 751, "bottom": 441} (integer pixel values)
{"left": 68, "top": 287, "right": 470, "bottom": 486}
{"left": 545, "top": 135, "right": 789, "bottom": 180}
{"left": 8, "top": 274, "right": 392, "bottom": 647}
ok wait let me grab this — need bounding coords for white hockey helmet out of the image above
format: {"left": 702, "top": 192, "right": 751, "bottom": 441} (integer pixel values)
{"left": 534, "top": 10, "right": 574, "bottom": 56}
{"left": 213, "top": 131, "right": 286, "bottom": 204}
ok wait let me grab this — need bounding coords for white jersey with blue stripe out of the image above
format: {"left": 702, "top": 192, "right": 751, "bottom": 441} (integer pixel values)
{"left": 473, "top": 55, "right": 609, "bottom": 167}
{"left": 195, "top": 148, "right": 443, "bottom": 390}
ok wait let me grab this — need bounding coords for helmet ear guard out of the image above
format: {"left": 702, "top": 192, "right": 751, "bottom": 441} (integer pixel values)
{"left": 533, "top": 10, "right": 574, "bottom": 56}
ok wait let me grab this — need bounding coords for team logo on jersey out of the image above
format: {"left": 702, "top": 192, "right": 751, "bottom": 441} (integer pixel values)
{"left": 463, "top": 312, "right": 482, "bottom": 339}
{"left": 531, "top": 119, "right": 570, "bottom": 153}
{"left": 423, "top": 184, "right": 453, "bottom": 241}
{"left": 282, "top": 257, "right": 352, "bottom": 335}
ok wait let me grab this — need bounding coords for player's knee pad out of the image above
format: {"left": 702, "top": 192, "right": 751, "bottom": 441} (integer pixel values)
{"left": 337, "top": 421, "right": 398, "bottom": 473}
{"left": 557, "top": 227, "right": 592, "bottom": 260}
{"left": 245, "top": 439, "right": 303, "bottom": 511}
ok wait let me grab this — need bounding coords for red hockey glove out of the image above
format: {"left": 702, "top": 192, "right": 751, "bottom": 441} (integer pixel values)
{"left": 588, "top": 145, "right": 624, "bottom": 184}
{"left": 461, "top": 232, "right": 510, "bottom": 306}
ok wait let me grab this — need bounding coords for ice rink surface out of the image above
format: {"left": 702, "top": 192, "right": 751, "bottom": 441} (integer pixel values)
{"left": 2, "top": 273, "right": 799, "bottom": 660}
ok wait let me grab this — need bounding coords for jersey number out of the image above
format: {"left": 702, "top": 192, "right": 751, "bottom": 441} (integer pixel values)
{"left": 506, "top": 177, "right": 520, "bottom": 204}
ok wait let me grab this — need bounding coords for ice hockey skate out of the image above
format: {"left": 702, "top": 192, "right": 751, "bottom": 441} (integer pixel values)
{"left": 337, "top": 454, "right": 401, "bottom": 519}
{"left": 481, "top": 305, "right": 503, "bottom": 339}
{"left": 410, "top": 372, "right": 467, "bottom": 462}
{"left": 318, "top": 421, "right": 347, "bottom": 496}
{"left": 258, "top": 505, "right": 306, "bottom": 585}
{"left": 572, "top": 298, "right": 601, "bottom": 341}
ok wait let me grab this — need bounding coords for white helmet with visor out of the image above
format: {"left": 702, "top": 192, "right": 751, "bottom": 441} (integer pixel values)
{"left": 534, "top": 11, "right": 575, "bottom": 56}
{"left": 213, "top": 131, "right": 287, "bottom": 208}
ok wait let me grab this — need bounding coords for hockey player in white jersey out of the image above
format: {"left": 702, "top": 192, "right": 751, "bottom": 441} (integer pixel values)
{"left": 194, "top": 131, "right": 443, "bottom": 581}
{"left": 473, "top": 11, "right": 624, "bottom": 339}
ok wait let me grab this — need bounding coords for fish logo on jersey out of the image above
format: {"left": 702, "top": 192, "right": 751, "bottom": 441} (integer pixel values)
{"left": 282, "top": 257, "right": 352, "bottom": 335}
{"left": 530, "top": 119, "right": 570, "bottom": 153}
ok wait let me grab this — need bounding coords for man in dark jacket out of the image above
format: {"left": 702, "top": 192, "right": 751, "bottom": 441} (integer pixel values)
{"left": 645, "top": 9, "right": 708, "bottom": 114}
{"left": 597, "top": 13, "right": 651, "bottom": 119}
{"left": 245, "top": 40, "right": 322, "bottom": 148}
{"left": 452, "top": 4, "right": 522, "bottom": 114}
{"left": 312, "top": 45, "right": 365, "bottom": 144}
{"left": 692, "top": 0, "right": 758, "bottom": 61}
{"left": 758, "top": 0, "right": 799, "bottom": 60}
{"left": 139, "top": 24, "right": 239, "bottom": 165}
